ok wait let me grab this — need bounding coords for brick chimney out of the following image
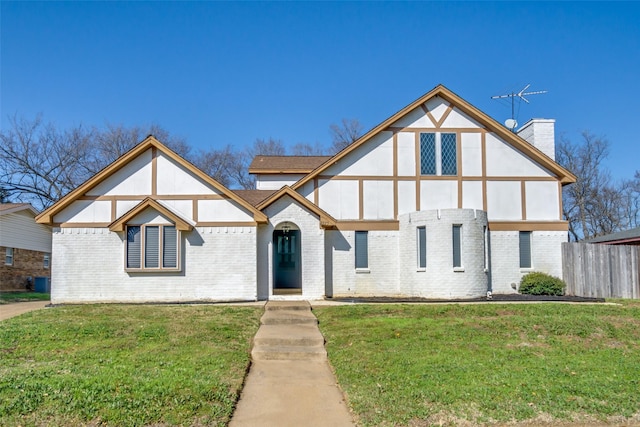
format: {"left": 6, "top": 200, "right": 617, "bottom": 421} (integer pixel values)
{"left": 516, "top": 119, "right": 555, "bottom": 160}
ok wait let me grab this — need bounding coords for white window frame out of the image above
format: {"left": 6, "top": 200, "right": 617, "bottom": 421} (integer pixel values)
{"left": 417, "top": 226, "right": 426, "bottom": 271}
{"left": 355, "top": 231, "right": 369, "bottom": 272}
{"left": 44, "top": 253, "right": 50, "bottom": 269}
{"left": 125, "top": 224, "right": 180, "bottom": 272}
{"left": 452, "top": 224, "right": 464, "bottom": 271}
{"left": 483, "top": 226, "right": 489, "bottom": 272}
{"left": 5, "top": 247, "right": 14, "bottom": 266}
{"left": 519, "top": 231, "right": 533, "bottom": 270}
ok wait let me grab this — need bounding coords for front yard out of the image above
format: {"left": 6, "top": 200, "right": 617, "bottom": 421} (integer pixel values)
{"left": 316, "top": 301, "right": 640, "bottom": 426}
{"left": 0, "top": 304, "right": 261, "bottom": 426}
{"left": 1, "top": 301, "right": 639, "bottom": 426}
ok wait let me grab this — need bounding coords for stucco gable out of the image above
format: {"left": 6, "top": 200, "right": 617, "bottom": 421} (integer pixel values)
{"left": 109, "top": 198, "right": 194, "bottom": 231}
{"left": 36, "top": 136, "right": 267, "bottom": 225}
{"left": 293, "top": 85, "right": 576, "bottom": 190}
{"left": 256, "top": 186, "right": 336, "bottom": 229}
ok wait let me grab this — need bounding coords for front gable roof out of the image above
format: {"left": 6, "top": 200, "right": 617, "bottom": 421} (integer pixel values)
{"left": 256, "top": 186, "right": 337, "bottom": 229}
{"left": 109, "top": 197, "right": 194, "bottom": 232}
{"left": 292, "top": 84, "right": 577, "bottom": 190}
{"left": 36, "top": 136, "right": 268, "bottom": 225}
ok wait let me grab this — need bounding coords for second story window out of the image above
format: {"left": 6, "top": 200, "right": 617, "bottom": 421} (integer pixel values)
{"left": 420, "top": 132, "right": 457, "bottom": 176}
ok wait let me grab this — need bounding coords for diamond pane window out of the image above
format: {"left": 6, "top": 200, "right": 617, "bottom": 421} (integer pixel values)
{"left": 441, "top": 133, "right": 457, "bottom": 175}
{"left": 420, "top": 133, "right": 436, "bottom": 175}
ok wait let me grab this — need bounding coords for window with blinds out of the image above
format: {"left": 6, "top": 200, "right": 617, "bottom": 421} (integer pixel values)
{"left": 355, "top": 231, "right": 368, "bottom": 269}
{"left": 127, "top": 226, "right": 141, "bottom": 269}
{"left": 163, "top": 226, "right": 177, "bottom": 268}
{"left": 145, "top": 226, "right": 160, "bottom": 268}
{"left": 126, "top": 224, "right": 179, "bottom": 271}
{"left": 519, "top": 231, "right": 532, "bottom": 269}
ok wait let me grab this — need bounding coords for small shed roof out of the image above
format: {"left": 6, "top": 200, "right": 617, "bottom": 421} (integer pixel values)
{"left": 586, "top": 227, "right": 640, "bottom": 245}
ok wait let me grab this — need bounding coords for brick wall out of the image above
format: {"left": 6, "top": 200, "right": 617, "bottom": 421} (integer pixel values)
{"left": 398, "top": 209, "right": 489, "bottom": 299}
{"left": 489, "top": 230, "right": 566, "bottom": 293}
{"left": 50, "top": 227, "right": 257, "bottom": 304}
{"left": 329, "top": 230, "right": 400, "bottom": 297}
{"left": 261, "top": 196, "right": 326, "bottom": 300}
{"left": 0, "top": 246, "right": 50, "bottom": 291}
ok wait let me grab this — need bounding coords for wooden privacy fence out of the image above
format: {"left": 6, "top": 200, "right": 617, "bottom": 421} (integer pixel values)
{"left": 562, "top": 242, "right": 640, "bottom": 299}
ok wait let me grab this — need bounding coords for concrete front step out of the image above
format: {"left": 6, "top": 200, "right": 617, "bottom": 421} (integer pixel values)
{"left": 265, "top": 300, "right": 312, "bottom": 311}
{"left": 251, "top": 345, "right": 327, "bottom": 361}
{"left": 253, "top": 324, "right": 325, "bottom": 347}
{"left": 260, "top": 309, "right": 318, "bottom": 325}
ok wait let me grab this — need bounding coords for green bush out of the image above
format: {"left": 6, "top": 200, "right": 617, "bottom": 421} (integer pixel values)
{"left": 519, "top": 272, "right": 565, "bottom": 296}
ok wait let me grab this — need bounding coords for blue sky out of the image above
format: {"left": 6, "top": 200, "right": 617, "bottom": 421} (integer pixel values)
{"left": 2, "top": 1, "right": 639, "bottom": 181}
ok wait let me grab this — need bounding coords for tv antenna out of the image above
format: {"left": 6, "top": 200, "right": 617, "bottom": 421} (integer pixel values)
{"left": 491, "top": 84, "right": 547, "bottom": 131}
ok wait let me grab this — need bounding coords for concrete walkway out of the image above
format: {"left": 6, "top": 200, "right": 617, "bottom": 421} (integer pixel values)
{"left": 230, "top": 300, "right": 355, "bottom": 427}
{"left": 0, "top": 300, "right": 50, "bottom": 321}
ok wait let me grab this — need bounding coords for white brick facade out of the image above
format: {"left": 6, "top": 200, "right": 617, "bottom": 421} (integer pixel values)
{"left": 488, "top": 230, "right": 567, "bottom": 294}
{"left": 398, "top": 209, "right": 489, "bottom": 299}
{"left": 259, "top": 195, "right": 326, "bottom": 300}
{"left": 328, "top": 230, "right": 400, "bottom": 297}
{"left": 51, "top": 226, "right": 257, "bottom": 304}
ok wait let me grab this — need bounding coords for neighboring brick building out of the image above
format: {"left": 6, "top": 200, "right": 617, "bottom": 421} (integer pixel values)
{"left": 36, "top": 85, "right": 575, "bottom": 303}
{"left": 0, "top": 204, "right": 52, "bottom": 291}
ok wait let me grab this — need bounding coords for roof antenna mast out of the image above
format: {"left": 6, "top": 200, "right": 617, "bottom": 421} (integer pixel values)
{"left": 491, "top": 84, "right": 547, "bottom": 131}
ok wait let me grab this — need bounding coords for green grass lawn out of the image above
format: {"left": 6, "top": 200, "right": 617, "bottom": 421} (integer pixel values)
{"left": 0, "top": 304, "right": 261, "bottom": 427}
{"left": 316, "top": 302, "right": 640, "bottom": 426}
{"left": 0, "top": 292, "right": 51, "bottom": 304}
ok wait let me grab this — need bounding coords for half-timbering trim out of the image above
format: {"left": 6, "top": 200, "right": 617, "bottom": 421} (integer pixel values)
{"left": 334, "top": 220, "right": 400, "bottom": 231}
{"left": 36, "top": 136, "right": 267, "bottom": 225}
{"left": 292, "top": 85, "right": 576, "bottom": 191}
{"left": 489, "top": 221, "right": 569, "bottom": 231}
{"left": 109, "top": 198, "right": 193, "bottom": 232}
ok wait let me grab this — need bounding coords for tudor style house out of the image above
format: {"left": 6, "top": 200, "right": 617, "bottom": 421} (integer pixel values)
{"left": 36, "top": 85, "right": 575, "bottom": 304}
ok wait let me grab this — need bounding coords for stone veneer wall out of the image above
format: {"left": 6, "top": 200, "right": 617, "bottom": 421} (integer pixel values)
{"left": 0, "top": 246, "right": 50, "bottom": 291}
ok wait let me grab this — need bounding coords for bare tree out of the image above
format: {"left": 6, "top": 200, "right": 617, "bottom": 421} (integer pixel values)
{"left": 290, "top": 142, "right": 325, "bottom": 156}
{"left": 225, "top": 138, "right": 288, "bottom": 190}
{"left": 557, "top": 131, "right": 631, "bottom": 241}
{"left": 94, "top": 123, "right": 190, "bottom": 168}
{"left": 191, "top": 145, "right": 238, "bottom": 188}
{"left": 329, "top": 118, "right": 363, "bottom": 154}
{"left": 0, "top": 115, "right": 190, "bottom": 210}
{"left": 0, "top": 115, "right": 95, "bottom": 210}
